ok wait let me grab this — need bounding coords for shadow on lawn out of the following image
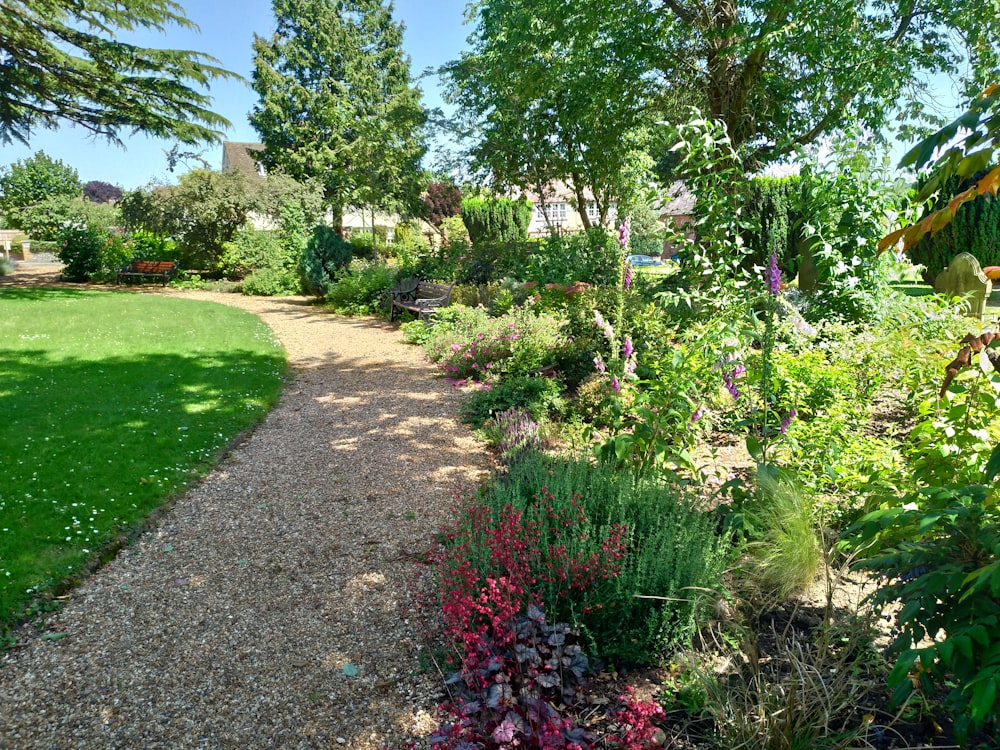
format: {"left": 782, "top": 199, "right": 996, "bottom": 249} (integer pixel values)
{"left": 0, "top": 345, "right": 286, "bottom": 624}
{"left": 0, "top": 286, "right": 107, "bottom": 301}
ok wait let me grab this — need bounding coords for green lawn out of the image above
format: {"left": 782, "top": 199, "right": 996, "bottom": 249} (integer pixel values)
{"left": 0, "top": 289, "right": 286, "bottom": 628}
{"left": 891, "top": 279, "right": 1000, "bottom": 318}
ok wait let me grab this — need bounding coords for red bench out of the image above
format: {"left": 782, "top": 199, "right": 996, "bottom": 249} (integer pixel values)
{"left": 116, "top": 260, "right": 179, "bottom": 286}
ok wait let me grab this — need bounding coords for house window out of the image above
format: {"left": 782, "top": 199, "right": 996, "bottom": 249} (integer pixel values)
{"left": 536, "top": 202, "right": 567, "bottom": 223}
{"left": 586, "top": 202, "right": 599, "bottom": 221}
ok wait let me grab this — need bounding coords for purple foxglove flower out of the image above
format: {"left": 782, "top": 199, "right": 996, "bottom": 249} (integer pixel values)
{"left": 731, "top": 363, "right": 746, "bottom": 379}
{"left": 623, "top": 338, "right": 633, "bottom": 359}
{"left": 594, "top": 355, "right": 606, "bottom": 373}
{"left": 624, "top": 358, "right": 636, "bottom": 375}
{"left": 624, "top": 261, "right": 633, "bottom": 290}
{"left": 768, "top": 252, "right": 781, "bottom": 295}
{"left": 611, "top": 376, "right": 621, "bottom": 394}
{"left": 722, "top": 370, "right": 740, "bottom": 400}
{"left": 691, "top": 406, "right": 704, "bottom": 423}
{"left": 780, "top": 408, "right": 797, "bottom": 434}
{"left": 618, "top": 217, "right": 631, "bottom": 250}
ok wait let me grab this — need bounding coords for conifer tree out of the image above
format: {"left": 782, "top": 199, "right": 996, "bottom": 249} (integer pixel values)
{"left": 250, "top": 0, "right": 426, "bottom": 231}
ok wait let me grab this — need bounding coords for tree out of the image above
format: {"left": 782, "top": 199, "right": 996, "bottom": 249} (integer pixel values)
{"left": 250, "top": 0, "right": 427, "bottom": 231}
{"left": 83, "top": 181, "right": 123, "bottom": 204}
{"left": 120, "top": 170, "right": 260, "bottom": 270}
{"left": 0, "top": 0, "right": 237, "bottom": 146}
{"left": 0, "top": 151, "right": 80, "bottom": 226}
{"left": 444, "top": 0, "right": 656, "bottom": 228}
{"left": 454, "top": 1, "right": 1000, "bottom": 174}
{"left": 421, "top": 180, "right": 462, "bottom": 234}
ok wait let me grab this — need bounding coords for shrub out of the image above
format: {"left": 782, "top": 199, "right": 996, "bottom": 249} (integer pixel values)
{"left": 220, "top": 228, "right": 281, "bottom": 280}
{"left": 440, "top": 453, "right": 729, "bottom": 664}
{"left": 460, "top": 376, "right": 566, "bottom": 428}
{"left": 0, "top": 257, "right": 14, "bottom": 276}
{"left": 852, "top": 483, "right": 1000, "bottom": 744}
{"left": 421, "top": 304, "right": 567, "bottom": 382}
{"left": 300, "top": 225, "right": 352, "bottom": 295}
{"left": 128, "top": 230, "right": 176, "bottom": 261}
{"left": 57, "top": 226, "right": 105, "bottom": 281}
{"left": 241, "top": 266, "right": 301, "bottom": 296}
{"left": 741, "top": 176, "right": 804, "bottom": 277}
{"left": 910, "top": 172, "right": 1000, "bottom": 283}
{"left": 323, "top": 261, "right": 395, "bottom": 315}
{"left": 17, "top": 195, "right": 117, "bottom": 241}
{"left": 525, "top": 228, "right": 621, "bottom": 287}
{"left": 460, "top": 196, "right": 532, "bottom": 246}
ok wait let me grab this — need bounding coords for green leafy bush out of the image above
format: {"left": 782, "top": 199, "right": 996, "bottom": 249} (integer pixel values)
{"left": 525, "top": 228, "right": 621, "bottom": 287}
{"left": 128, "top": 230, "right": 177, "bottom": 261}
{"left": 300, "top": 225, "right": 352, "bottom": 295}
{"left": 741, "top": 176, "right": 804, "bottom": 277}
{"left": 220, "top": 228, "right": 281, "bottom": 280}
{"left": 323, "top": 261, "right": 395, "bottom": 314}
{"left": 420, "top": 304, "right": 567, "bottom": 381}
{"left": 460, "top": 196, "right": 532, "bottom": 246}
{"left": 460, "top": 376, "right": 566, "bottom": 427}
{"left": 57, "top": 226, "right": 106, "bottom": 281}
{"left": 17, "top": 195, "right": 117, "bottom": 241}
{"left": 852, "top": 483, "right": 1000, "bottom": 744}
{"left": 241, "top": 266, "right": 301, "bottom": 296}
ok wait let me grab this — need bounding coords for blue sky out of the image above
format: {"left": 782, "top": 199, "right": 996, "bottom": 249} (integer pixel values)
{"left": 2, "top": 0, "right": 471, "bottom": 189}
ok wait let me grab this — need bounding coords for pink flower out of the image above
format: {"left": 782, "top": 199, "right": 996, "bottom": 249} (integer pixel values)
{"left": 768, "top": 252, "right": 781, "bottom": 295}
{"left": 623, "top": 338, "right": 633, "bottom": 359}
{"left": 618, "top": 217, "right": 631, "bottom": 250}
{"left": 594, "top": 355, "right": 606, "bottom": 373}
{"left": 611, "top": 376, "right": 621, "bottom": 394}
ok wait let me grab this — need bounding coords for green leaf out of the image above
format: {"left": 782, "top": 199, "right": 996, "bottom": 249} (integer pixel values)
{"left": 342, "top": 663, "right": 359, "bottom": 677}
{"left": 40, "top": 632, "right": 67, "bottom": 641}
{"left": 985, "top": 442, "right": 1000, "bottom": 482}
{"left": 970, "top": 677, "right": 997, "bottom": 722}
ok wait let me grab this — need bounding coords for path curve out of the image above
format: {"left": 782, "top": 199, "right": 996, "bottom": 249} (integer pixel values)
{"left": 0, "top": 267, "right": 491, "bottom": 749}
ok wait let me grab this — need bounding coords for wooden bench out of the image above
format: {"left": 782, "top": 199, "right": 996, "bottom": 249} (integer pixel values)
{"left": 388, "top": 279, "right": 455, "bottom": 321}
{"left": 116, "top": 259, "right": 179, "bottom": 286}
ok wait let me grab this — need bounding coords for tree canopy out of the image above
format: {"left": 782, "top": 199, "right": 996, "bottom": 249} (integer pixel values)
{"left": 0, "top": 0, "right": 238, "bottom": 146}
{"left": 250, "top": 0, "right": 427, "bottom": 229}
{"left": 452, "top": 0, "right": 1000, "bottom": 182}
{"left": 0, "top": 151, "right": 80, "bottom": 225}
{"left": 444, "top": 0, "right": 656, "bottom": 228}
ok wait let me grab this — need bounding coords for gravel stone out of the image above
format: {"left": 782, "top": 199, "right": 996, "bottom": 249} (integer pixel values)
{"left": 0, "top": 274, "right": 492, "bottom": 749}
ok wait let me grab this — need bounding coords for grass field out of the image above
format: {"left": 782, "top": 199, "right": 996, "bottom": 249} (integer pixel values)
{"left": 0, "top": 289, "right": 286, "bottom": 629}
{"left": 891, "top": 279, "right": 1000, "bottom": 319}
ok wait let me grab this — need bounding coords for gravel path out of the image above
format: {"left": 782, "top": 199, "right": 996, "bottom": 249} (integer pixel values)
{"left": 0, "top": 267, "right": 492, "bottom": 749}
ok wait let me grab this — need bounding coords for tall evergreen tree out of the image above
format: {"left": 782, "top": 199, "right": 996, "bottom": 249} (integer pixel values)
{"left": 250, "top": 0, "right": 427, "bottom": 231}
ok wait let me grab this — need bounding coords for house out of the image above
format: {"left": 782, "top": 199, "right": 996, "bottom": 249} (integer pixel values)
{"left": 516, "top": 181, "right": 619, "bottom": 236}
{"left": 221, "top": 142, "right": 267, "bottom": 180}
